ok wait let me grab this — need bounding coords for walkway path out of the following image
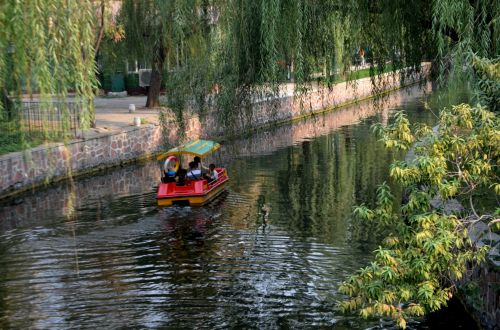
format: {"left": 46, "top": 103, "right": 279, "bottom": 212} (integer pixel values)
{"left": 93, "top": 81, "right": 300, "bottom": 131}
{"left": 91, "top": 63, "right": 376, "bottom": 131}
{"left": 94, "top": 95, "right": 158, "bottom": 131}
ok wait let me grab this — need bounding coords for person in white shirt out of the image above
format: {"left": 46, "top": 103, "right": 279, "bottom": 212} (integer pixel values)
{"left": 194, "top": 156, "right": 208, "bottom": 173}
{"left": 206, "top": 163, "right": 218, "bottom": 183}
{"left": 186, "top": 161, "right": 202, "bottom": 179}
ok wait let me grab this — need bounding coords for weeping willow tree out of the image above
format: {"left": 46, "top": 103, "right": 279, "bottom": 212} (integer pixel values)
{"left": 119, "top": 0, "right": 213, "bottom": 109}
{"left": 209, "top": 0, "right": 351, "bottom": 128}
{"left": 433, "top": 0, "right": 498, "bottom": 79}
{"left": 152, "top": 0, "right": 437, "bottom": 134}
{"left": 117, "top": 1, "right": 438, "bottom": 129}
{"left": 0, "top": 0, "right": 96, "bottom": 134}
{"left": 432, "top": 0, "right": 499, "bottom": 111}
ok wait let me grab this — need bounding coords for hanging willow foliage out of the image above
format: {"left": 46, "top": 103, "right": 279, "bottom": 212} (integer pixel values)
{"left": 432, "top": 0, "right": 499, "bottom": 85}
{"left": 0, "top": 0, "right": 96, "bottom": 131}
{"left": 117, "top": 0, "right": 440, "bottom": 132}
{"left": 117, "top": 0, "right": 497, "bottom": 133}
{"left": 198, "top": 0, "right": 437, "bottom": 132}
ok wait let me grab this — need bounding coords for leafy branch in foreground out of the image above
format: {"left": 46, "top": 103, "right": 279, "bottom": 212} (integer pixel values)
{"left": 338, "top": 104, "right": 499, "bottom": 328}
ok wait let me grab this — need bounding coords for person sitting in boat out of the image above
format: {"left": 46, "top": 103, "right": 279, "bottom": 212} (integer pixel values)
{"left": 176, "top": 168, "right": 187, "bottom": 186}
{"left": 186, "top": 161, "right": 202, "bottom": 180}
{"left": 204, "top": 163, "right": 219, "bottom": 183}
{"left": 163, "top": 166, "right": 177, "bottom": 183}
{"left": 163, "top": 156, "right": 178, "bottom": 182}
{"left": 194, "top": 156, "right": 208, "bottom": 174}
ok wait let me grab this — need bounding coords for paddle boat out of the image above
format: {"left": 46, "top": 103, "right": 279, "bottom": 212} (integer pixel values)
{"left": 156, "top": 139, "right": 229, "bottom": 206}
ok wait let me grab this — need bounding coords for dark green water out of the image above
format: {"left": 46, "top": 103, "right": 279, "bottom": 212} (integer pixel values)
{"left": 0, "top": 84, "right": 477, "bottom": 329}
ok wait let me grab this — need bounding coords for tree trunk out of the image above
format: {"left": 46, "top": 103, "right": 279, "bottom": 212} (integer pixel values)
{"left": 146, "top": 46, "right": 166, "bottom": 108}
{"left": 146, "top": 69, "right": 162, "bottom": 108}
{"left": 1, "top": 88, "right": 14, "bottom": 121}
{"left": 93, "top": 0, "right": 106, "bottom": 63}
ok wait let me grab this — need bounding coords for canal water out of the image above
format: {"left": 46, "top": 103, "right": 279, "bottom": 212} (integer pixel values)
{"left": 0, "top": 83, "right": 477, "bottom": 329}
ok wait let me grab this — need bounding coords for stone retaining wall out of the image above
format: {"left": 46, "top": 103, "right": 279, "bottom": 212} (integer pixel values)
{"left": 0, "top": 63, "right": 431, "bottom": 199}
{"left": 187, "top": 64, "right": 431, "bottom": 137}
{"left": 0, "top": 125, "right": 163, "bottom": 198}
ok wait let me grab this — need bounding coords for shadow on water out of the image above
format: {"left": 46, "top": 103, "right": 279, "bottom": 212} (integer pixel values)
{"left": 0, "top": 83, "right": 478, "bottom": 329}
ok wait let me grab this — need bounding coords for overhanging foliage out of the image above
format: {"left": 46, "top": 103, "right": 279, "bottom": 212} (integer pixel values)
{"left": 339, "top": 104, "right": 499, "bottom": 328}
{"left": 0, "top": 0, "right": 96, "bottom": 129}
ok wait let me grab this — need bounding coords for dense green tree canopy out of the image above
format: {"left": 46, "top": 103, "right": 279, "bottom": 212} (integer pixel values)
{"left": 1, "top": 0, "right": 497, "bottom": 129}
{"left": 117, "top": 0, "right": 213, "bottom": 109}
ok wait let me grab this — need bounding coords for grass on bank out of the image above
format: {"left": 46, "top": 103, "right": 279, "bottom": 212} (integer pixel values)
{"left": 313, "top": 64, "right": 396, "bottom": 86}
{"left": 0, "top": 122, "right": 66, "bottom": 156}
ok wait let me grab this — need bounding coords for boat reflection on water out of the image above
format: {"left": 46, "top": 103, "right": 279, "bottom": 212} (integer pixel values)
{"left": 159, "top": 208, "right": 213, "bottom": 246}
{"left": 157, "top": 191, "right": 229, "bottom": 247}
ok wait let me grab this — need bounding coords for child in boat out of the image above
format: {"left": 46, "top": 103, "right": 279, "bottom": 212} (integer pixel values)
{"left": 163, "top": 157, "right": 178, "bottom": 182}
{"left": 186, "top": 161, "right": 202, "bottom": 180}
{"left": 163, "top": 166, "right": 177, "bottom": 183}
{"left": 205, "top": 163, "right": 218, "bottom": 183}
{"left": 163, "top": 162, "right": 177, "bottom": 180}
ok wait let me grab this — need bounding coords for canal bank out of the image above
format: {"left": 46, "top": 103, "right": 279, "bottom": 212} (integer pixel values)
{"left": 0, "top": 63, "right": 431, "bottom": 200}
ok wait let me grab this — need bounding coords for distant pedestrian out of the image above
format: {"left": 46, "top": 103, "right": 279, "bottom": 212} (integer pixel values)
{"left": 359, "top": 48, "right": 366, "bottom": 67}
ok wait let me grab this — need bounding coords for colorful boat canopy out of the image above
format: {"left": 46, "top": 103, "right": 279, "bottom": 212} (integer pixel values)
{"left": 157, "top": 139, "right": 221, "bottom": 160}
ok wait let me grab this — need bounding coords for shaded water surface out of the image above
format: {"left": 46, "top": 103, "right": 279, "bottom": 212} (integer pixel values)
{"left": 0, "top": 84, "right": 477, "bottom": 329}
